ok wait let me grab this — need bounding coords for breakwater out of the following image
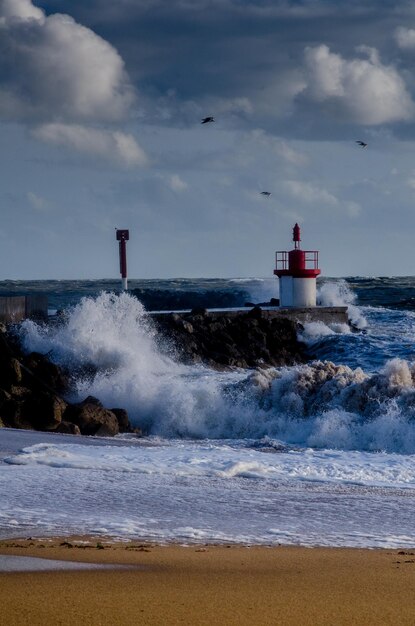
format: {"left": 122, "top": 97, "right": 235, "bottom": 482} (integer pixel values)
{"left": 0, "top": 296, "right": 48, "bottom": 323}
{"left": 0, "top": 291, "right": 349, "bottom": 435}
{"left": 152, "top": 306, "right": 348, "bottom": 368}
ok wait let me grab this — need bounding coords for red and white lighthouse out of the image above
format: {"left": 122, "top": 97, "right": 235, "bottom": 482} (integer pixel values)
{"left": 274, "top": 223, "right": 321, "bottom": 307}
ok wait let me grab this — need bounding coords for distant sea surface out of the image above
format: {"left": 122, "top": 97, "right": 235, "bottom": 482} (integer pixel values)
{"left": 2, "top": 275, "right": 415, "bottom": 311}
{"left": 1, "top": 276, "right": 415, "bottom": 548}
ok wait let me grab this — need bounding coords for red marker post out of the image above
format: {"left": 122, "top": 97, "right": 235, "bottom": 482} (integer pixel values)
{"left": 116, "top": 229, "right": 129, "bottom": 290}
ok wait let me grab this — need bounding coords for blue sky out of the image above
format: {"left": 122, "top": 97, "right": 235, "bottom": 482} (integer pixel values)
{"left": 2, "top": 0, "right": 415, "bottom": 278}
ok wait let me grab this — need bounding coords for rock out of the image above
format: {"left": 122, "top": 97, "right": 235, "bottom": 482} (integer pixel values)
{"left": 0, "top": 357, "right": 23, "bottom": 388}
{"left": 0, "top": 330, "right": 128, "bottom": 437}
{"left": 9, "top": 385, "right": 31, "bottom": 399}
{"left": 0, "top": 388, "right": 11, "bottom": 407}
{"left": 64, "top": 402, "right": 119, "bottom": 436}
{"left": 246, "top": 306, "right": 263, "bottom": 320}
{"left": 1, "top": 399, "right": 34, "bottom": 430}
{"left": 23, "top": 352, "right": 68, "bottom": 392}
{"left": 111, "top": 408, "right": 131, "bottom": 433}
{"left": 154, "top": 310, "right": 306, "bottom": 369}
{"left": 190, "top": 307, "right": 208, "bottom": 317}
{"left": 80, "top": 395, "right": 103, "bottom": 408}
{"left": 54, "top": 421, "right": 81, "bottom": 435}
{"left": 23, "top": 393, "right": 67, "bottom": 431}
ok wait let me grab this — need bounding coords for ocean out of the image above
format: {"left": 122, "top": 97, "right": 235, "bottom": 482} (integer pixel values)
{"left": 1, "top": 276, "right": 415, "bottom": 548}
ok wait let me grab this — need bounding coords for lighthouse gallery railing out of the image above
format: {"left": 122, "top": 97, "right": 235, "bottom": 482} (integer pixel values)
{"left": 275, "top": 251, "right": 319, "bottom": 270}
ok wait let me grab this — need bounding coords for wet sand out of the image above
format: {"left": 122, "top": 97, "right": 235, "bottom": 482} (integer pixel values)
{"left": 0, "top": 538, "right": 414, "bottom": 625}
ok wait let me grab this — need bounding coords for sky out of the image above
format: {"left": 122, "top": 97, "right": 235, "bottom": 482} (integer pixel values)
{"left": 2, "top": 0, "right": 415, "bottom": 278}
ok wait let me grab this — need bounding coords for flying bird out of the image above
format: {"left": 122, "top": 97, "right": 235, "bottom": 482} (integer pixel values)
{"left": 201, "top": 117, "right": 215, "bottom": 124}
{"left": 356, "top": 141, "right": 367, "bottom": 148}
{"left": 260, "top": 191, "right": 271, "bottom": 197}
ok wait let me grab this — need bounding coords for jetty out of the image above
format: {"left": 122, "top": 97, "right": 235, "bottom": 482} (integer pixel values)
{"left": 0, "top": 295, "right": 48, "bottom": 324}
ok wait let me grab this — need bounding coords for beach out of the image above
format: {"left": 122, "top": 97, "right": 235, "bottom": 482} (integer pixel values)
{"left": 1, "top": 538, "right": 415, "bottom": 625}
{"left": 1, "top": 281, "right": 415, "bottom": 624}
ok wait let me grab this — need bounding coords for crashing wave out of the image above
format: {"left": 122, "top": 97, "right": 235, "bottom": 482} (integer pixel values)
{"left": 317, "top": 280, "right": 367, "bottom": 330}
{"left": 17, "top": 292, "right": 415, "bottom": 452}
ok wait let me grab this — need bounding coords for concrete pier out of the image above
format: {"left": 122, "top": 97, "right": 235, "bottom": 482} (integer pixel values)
{"left": 152, "top": 306, "right": 349, "bottom": 326}
{"left": 247, "top": 306, "right": 349, "bottom": 325}
{"left": 0, "top": 296, "right": 48, "bottom": 323}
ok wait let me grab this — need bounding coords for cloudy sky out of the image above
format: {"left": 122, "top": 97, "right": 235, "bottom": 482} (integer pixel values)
{"left": 2, "top": 0, "right": 415, "bottom": 278}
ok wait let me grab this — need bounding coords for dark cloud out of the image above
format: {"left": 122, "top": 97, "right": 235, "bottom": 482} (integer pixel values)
{"left": 33, "top": 0, "right": 415, "bottom": 139}
{"left": 3, "top": 1, "right": 415, "bottom": 277}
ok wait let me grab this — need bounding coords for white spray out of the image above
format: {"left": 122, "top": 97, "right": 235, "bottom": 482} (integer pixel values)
{"left": 17, "top": 292, "right": 415, "bottom": 452}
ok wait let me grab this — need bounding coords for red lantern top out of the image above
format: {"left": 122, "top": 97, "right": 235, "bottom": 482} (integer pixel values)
{"left": 274, "top": 224, "right": 320, "bottom": 278}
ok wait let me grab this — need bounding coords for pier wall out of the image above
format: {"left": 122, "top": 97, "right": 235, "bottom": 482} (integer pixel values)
{"left": 0, "top": 296, "right": 48, "bottom": 323}
{"left": 152, "top": 306, "right": 349, "bottom": 326}
{"left": 151, "top": 306, "right": 350, "bottom": 368}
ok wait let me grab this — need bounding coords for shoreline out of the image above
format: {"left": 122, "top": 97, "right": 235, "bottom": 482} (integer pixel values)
{"left": 1, "top": 538, "right": 415, "bottom": 625}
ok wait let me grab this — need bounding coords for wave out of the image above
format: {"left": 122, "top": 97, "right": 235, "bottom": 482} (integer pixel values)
{"left": 317, "top": 280, "right": 367, "bottom": 330}
{"left": 6, "top": 440, "right": 415, "bottom": 489}
{"left": 343, "top": 276, "right": 415, "bottom": 310}
{"left": 17, "top": 292, "right": 415, "bottom": 453}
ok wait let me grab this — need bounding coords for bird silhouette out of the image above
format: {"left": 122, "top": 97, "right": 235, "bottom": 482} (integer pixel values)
{"left": 356, "top": 141, "right": 367, "bottom": 147}
{"left": 260, "top": 191, "right": 271, "bottom": 197}
{"left": 201, "top": 117, "right": 215, "bottom": 124}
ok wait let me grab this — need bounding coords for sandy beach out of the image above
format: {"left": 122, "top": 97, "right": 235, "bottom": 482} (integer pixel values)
{"left": 0, "top": 538, "right": 414, "bottom": 625}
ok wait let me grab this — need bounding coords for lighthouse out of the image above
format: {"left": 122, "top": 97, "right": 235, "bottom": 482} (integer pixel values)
{"left": 274, "top": 223, "right": 321, "bottom": 307}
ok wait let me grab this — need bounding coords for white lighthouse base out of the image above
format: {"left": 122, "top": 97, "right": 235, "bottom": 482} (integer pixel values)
{"left": 279, "top": 276, "right": 317, "bottom": 307}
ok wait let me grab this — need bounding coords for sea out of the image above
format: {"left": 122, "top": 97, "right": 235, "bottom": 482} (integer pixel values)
{"left": 1, "top": 276, "right": 415, "bottom": 548}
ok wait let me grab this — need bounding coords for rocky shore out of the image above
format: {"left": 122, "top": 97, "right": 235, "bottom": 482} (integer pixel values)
{"left": 154, "top": 307, "right": 306, "bottom": 369}
{"left": 0, "top": 326, "right": 136, "bottom": 437}
{"left": 0, "top": 308, "right": 307, "bottom": 435}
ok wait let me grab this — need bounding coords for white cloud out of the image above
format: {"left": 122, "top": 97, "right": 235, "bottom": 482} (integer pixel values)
{"left": 0, "top": 0, "right": 44, "bottom": 21}
{"left": 0, "top": 1, "right": 135, "bottom": 122}
{"left": 32, "top": 123, "right": 148, "bottom": 166}
{"left": 395, "top": 27, "right": 415, "bottom": 50}
{"left": 208, "top": 96, "right": 253, "bottom": 116}
{"left": 302, "top": 44, "right": 414, "bottom": 124}
{"left": 283, "top": 180, "right": 361, "bottom": 218}
{"left": 344, "top": 201, "right": 361, "bottom": 218}
{"left": 169, "top": 174, "right": 188, "bottom": 192}
{"left": 275, "top": 140, "right": 308, "bottom": 166}
{"left": 27, "top": 191, "right": 49, "bottom": 212}
{"left": 284, "top": 180, "right": 339, "bottom": 205}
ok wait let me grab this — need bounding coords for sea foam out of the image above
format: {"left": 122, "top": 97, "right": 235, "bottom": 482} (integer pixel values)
{"left": 16, "top": 292, "right": 415, "bottom": 452}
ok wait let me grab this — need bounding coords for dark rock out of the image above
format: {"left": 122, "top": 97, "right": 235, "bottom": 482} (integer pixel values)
{"left": 244, "top": 298, "right": 279, "bottom": 307}
{"left": 23, "top": 352, "right": 68, "bottom": 392}
{"left": 154, "top": 310, "right": 306, "bottom": 369}
{"left": 247, "top": 306, "right": 263, "bottom": 320}
{"left": 111, "top": 408, "right": 131, "bottom": 433}
{"left": 25, "top": 394, "right": 67, "bottom": 431}
{"left": 0, "top": 357, "right": 23, "bottom": 388}
{"left": 80, "top": 395, "right": 103, "bottom": 407}
{"left": 0, "top": 329, "right": 127, "bottom": 437}
{"left": 190, "top": 307, "right": 208, "bottom": 317}
{"left": 9, "top": 385, "right": 31, "bottom": 399}
{"left": 54, "top": 421, "right": 81, "bottom": 435}
{"left": 64, "top": 402, "right": 119, "bottom": 436}
{"left": 0, "top": 388, "right": 11, "bottom": 407}
{"left": 1, "top": 399, "right": 33, "bottom": 430}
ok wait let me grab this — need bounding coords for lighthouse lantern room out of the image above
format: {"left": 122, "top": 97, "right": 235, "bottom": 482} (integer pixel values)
{"left": 274, "top": 223, "right": 321, "bottom": 307}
